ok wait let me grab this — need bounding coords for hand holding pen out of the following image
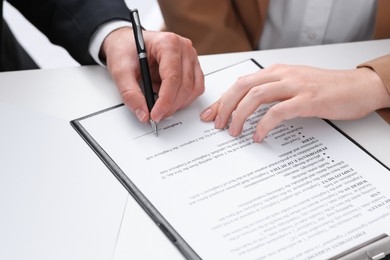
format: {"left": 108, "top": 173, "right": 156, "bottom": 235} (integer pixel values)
{"left": 99, "top": 11, "right": 204, "bottom": 132}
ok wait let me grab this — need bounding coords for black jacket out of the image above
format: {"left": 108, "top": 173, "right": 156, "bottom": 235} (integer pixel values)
{"left": 0, "top": 0, "right": 130, "bottom": 71}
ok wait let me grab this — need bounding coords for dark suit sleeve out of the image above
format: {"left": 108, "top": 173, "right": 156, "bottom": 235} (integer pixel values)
{"left": 8, "top": 0, "right": 131, "bottom": 65}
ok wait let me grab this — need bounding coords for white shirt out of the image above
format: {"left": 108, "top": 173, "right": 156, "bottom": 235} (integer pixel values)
{"left": 259, "top": 0, "right": 377, "bottom": 50}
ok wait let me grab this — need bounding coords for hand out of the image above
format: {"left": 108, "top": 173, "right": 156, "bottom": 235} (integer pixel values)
{"left": 101, "top": 27, "right": 204, "bottom": 123}
{"left": 200, "top": 64, "right": 390, "bottom": 142}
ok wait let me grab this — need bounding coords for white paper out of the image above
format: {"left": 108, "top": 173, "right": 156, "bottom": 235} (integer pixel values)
{"left": 78, "top": 60, "right": 390, "bottom": 260}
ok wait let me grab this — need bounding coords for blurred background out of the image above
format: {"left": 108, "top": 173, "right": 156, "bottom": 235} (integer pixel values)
{"left": 3, "top": 0, "right": 163, "bottom": 69}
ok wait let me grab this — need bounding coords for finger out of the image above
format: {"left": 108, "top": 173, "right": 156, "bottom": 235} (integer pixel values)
{"left": 121, "top": 81, "right": 149, "bottom": 122}
{"left": 107, "top": 52, "right": 150, "bottom": 123}
{"left": 213, "top": 69, "right": 282, "bottom": 129}
{"left": 253, "top": 97, "right": 305, "bottom": 142}
{"left": 227, "top": 80, "right": 297, "bottom": 136}
{"left": 164, "top": 41, "right": 202, "bottom": 116}
{"left": 119, "top": 75, "right": 150, "bottom": 122}
{"left": 200, "top": 99, "right": 222, "bottom": 122}
{"left": 199, "top": 69, "right": 276, "bottom": 124}
{"left": 172, "top": 51, "right": 205, "bottom": 113}
{"left": 149, "top": 33, "right": 183, "bottom": 122}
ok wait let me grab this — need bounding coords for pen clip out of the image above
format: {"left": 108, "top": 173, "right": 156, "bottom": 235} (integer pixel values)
{"left": 130, "top": 9, "right": 146, "bottom": 54}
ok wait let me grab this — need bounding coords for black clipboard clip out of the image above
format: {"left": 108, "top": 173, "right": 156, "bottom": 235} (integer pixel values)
{"left": 330, "top": 234, "right": 390, "bottom": 260}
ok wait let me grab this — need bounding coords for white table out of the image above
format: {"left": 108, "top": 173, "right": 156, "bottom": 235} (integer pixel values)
{"left": 1, "top": 40, "right": 389, "bottom": 260}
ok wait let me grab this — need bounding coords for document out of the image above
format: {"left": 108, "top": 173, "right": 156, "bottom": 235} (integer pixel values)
{"left": 72, "top": 60, "right": 390, "bottom": 259}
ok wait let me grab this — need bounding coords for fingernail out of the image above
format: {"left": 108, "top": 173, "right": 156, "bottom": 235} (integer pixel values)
{"left": 215, "top": 115, "right": 223, "bottom": 129}
{"left": 253, "top": 132, "right": 263, "bottom": 143}
{"left": 228, "top": 123, "right": 238, "bottom": 136}
{"left": 135, "top": 109, "right": 146, "bottom": 122}
{"left": 154, "top": 112, "right": 163, "bottom": 123}
{"left": 200, "top": 108, "right": 213, "bottom": 120}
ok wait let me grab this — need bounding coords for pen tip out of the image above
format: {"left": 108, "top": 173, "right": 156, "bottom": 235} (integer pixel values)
{"left": 150, "top": 119, "right": 158, "bottom": 137}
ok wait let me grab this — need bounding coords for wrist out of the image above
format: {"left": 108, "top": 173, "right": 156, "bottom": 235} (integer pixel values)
{"left": 89, "top": 21, "right": 132, "bottom": 66}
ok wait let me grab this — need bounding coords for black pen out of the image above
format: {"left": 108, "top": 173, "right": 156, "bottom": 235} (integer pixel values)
{"left": 130, "top": 9, "right": 158, "bottom": 136}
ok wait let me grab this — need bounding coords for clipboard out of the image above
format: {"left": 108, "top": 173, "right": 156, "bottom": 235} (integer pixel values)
{"left": 71, "top": 107, "right": 200, "bottom": 259}
{"left": 70, "top": 59, "right": 390, "bottom": 259}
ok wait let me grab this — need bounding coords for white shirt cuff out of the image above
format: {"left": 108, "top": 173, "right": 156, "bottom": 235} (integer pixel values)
{"left": 89, "top": 20, "right": 132, "bottom": 66}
